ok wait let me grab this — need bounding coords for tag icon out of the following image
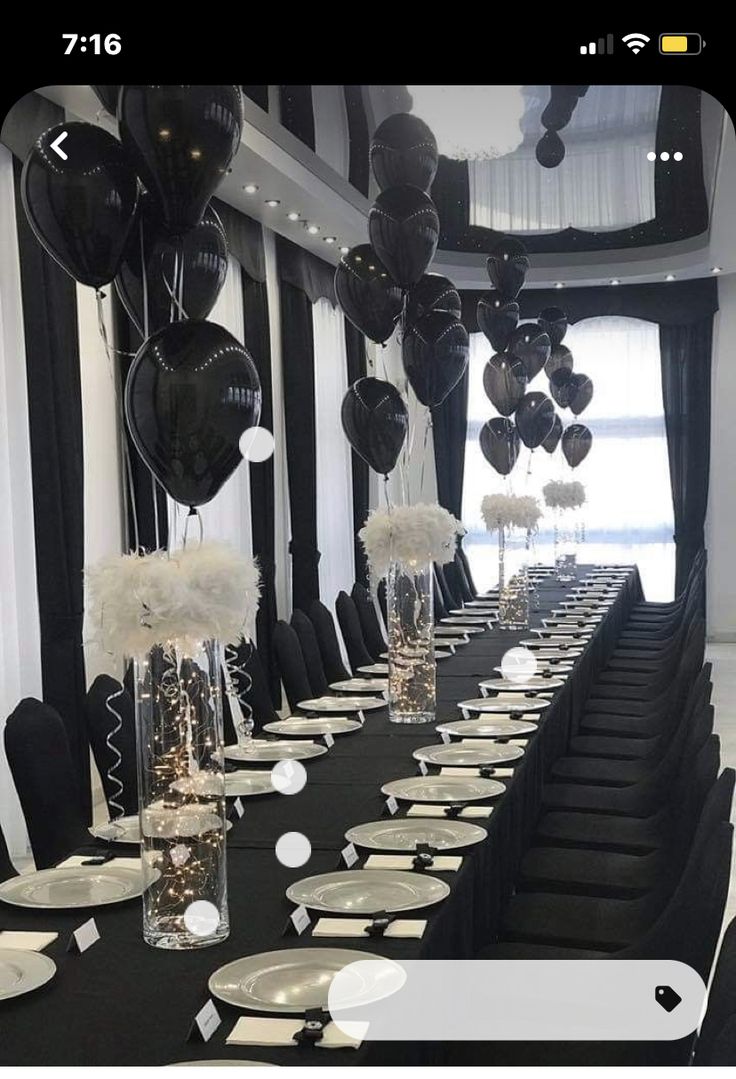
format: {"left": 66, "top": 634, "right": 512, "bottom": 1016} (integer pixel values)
{"left": 655, "top": 985, "right": 682, "bottom": 1013}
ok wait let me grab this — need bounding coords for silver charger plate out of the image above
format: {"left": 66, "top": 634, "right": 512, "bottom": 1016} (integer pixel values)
{"left": 381, "top": 775, "right": 505, "bottom": 803}
{"left": 412, "top": 742, "right": 524, "bottom": 767}
{"left": 439, "top": 623, "right": 484, "bottom": 635}
{"left": 226, "top": 772, "right": 277, "bottom": 797}
{"left": 436, "top": 717, "right": 538, "bottom": 738}
{"left": 458, "top": 696, "right": 550, "bottom": 714}
{"left": 263, "top": 716, "right": 362, "bottom": 737}
{"left": 493, "top": 662, "right": 573, "bottom": 675}
{"left": 380, "top": 651, "right": 452, "bottom": 660}
{"left": 0, "top": 866, "right": 146, "bottom": 910}
{"left": 209, "top": 947, "right": 403, "bottom": 1014}
{"left": 286, "top": 870, "right": 450, "bottom": 913}
{"left": 530, "top": 628, "right": 592, "bottom": 639}
{"left": 168, "top": 1061, "right": 277, "bottom": 1067}
{"left": 345, "top": 816, "right": 487, "bottom": 851}
{"left": 296, "top": 695, "right": 385, "bottom": 713}
{"left": 358, "top": 663, "right": 389, "bottom": 676}
{"left": 441, "top": 615, "right": 490, "bottom": 625}
{"left": 224, "top": 741, "right": 327, "bottom": 763}
{"left": 431, "top": 637, "right": 468, "bottom": 648}
{"left": 520, "top": 638, "right": 586, "bottom": 650}
{"left": 329, "top": 678, "right": 389, "bottom": 694}
{"left": 0, "top": 948, "right": 57, "bottom": 1001}
{"left": 461, "top": 601, "right": 499, "bottom": 609}
{"left": 478, "top": 677, "right": 564, "bottom": 693}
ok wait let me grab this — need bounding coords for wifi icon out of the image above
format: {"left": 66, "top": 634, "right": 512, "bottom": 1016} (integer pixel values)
{"left": 622, "top": 32, "right": 651, "bottom": 54}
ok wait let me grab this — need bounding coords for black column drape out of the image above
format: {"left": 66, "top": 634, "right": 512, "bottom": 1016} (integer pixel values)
{"left": 242, "top": 272, "right": 280, "bottom": 705}
{"left": 659, "top": 318, "right": 713, "bottom": 596}
{"left": 279, "top": 86, "right": 315, "bottom": 150}
{"left": 432, "top": 366, "right": 469, "bottom": 522}
{"left": 13, "top": 161, "right": 90, "bottom": 819}
{"left": 279, "top": 278, "right": 320, "bottom": 610}
{"left": 343, "top": 86, "right": 370, "bottom": 196}
{"left": 242, "top": 86, "right": 269, "bottom": 111}
{"left": 344, "top": 319, "right": 369, "bottom": 585}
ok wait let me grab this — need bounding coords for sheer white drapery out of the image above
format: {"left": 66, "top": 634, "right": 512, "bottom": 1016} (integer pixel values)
{"left": 469, "top": 85, "right": 661, "bottom": 234}
{"left": 0, "top": 145, "right": 41, "bottom": 860}
{"left": 462, "top": 317, "right": 675, "bottom": 599}
{"left": 312, "top": 297, "right": 355, "bottom": 608}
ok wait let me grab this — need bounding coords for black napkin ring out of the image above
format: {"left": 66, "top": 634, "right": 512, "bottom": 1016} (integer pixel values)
{"left": 365, "top": 911, "right": 397, "bottom": 937}
{"left": 443, "top": 803, "right": 464, "bottom": 819}
{"left": 293, "top": 1008, "right": 331, "bottom": 1046}
{"left": 478, "top": 766, "right": 498, "bottom": 780}
{"left": 412, "top": 843, "right": 436, "bottom": 871}
{"left": 81, "top": 850, "right": 115, "bottom": 866}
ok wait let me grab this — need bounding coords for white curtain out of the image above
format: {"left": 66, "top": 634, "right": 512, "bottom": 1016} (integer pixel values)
{"left": 469, "top": 85, "right": 661, "bottom": 233}
{"left": 185, "top": 257, "right": 253, "bottom": 558}
{"left": 312, "top": 298, "right": 355, "bottom": 608}
{"left": 0, "top": 145, "right": 41, "bottom": 860}
{"left": 462, "top": 317, "right": 675, "bottom": 599}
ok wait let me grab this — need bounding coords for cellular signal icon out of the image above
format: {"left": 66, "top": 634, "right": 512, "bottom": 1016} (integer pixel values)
{"left": 580, "top": 34, "right": 614, "bottom": 55}
{"left": 622, "top": 32, "right": 651, "bottom": 54}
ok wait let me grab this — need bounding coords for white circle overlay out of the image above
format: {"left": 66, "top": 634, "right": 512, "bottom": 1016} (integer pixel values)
{"left": 239, "top": 426, "right": 275, "bottom": 463}
{"left": 183, "top": 900, "right": 220, "bottom": 937}
{"left": 500, "top": 646, "right": 538, "bottom": 683}
{"left": 275, "top": 831, "right": 312, "bottom": 868}
{"left": 271, "top": 759, "right": 308, "bottom": 795}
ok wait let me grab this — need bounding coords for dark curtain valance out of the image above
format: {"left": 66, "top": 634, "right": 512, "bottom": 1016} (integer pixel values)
{"left": 460, "top": 278, "right": 719, "bottom": 333}
{"left": 212, "top": 198, "right": 266, "bottom": 284}
{"left": 276, "top": 234, "right": 336, "bottom": 306}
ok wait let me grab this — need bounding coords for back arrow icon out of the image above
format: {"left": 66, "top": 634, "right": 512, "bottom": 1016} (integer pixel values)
{"left": 50, "top": 132, "right": 69, "bottom": 160}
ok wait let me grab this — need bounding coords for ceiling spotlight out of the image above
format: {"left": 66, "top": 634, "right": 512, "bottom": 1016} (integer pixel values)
{"left": 339, "top": 246, "right": 350, "bottom": 254}
{"left": 554, "top": 282, "right": 565, "bottom": 289}
{"left": 323, "top": 236, "right": 337, "bottom": 244}
{"left": 243, "top": 184, "right": 259, "bottom": 194}
{"left": 265, "top": 199, "right": 280, "bottom": 208}
{"left": 665, "top": 273, "right": 676, "bottom": 281}
{"left": 711, "top": 266, "right": 722, "bottom": 274}
{"left": 306, "top": 224, "right": 320, "bottom": 235}
{"left": 286, "top": 211, "right": 300, "bottom": 221}
{"left": 610, "top": 278, "right": 620, "bottom": 286}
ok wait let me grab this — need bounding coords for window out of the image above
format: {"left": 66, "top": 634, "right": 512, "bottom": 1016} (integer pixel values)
{"left": 462, "top": 316, "right": 675, "bottom": 599}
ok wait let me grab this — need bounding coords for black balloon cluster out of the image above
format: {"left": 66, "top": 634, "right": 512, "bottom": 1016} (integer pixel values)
{"left": 535, "top": 86, "right": 589, "bottom": 169}
{"left": 338, "top": 113, "right": 469, "bottom": 476}
{"left": 21, "top": 86, "right": 264, "bottom": 509}
{"left": 538, "top": 305, "right": 593, "bottom": 468}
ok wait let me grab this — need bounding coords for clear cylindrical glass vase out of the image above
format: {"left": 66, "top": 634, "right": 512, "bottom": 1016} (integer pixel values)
{"left": 554, "top": 507, "right": 577, "bottom": 581}
{"left": 133, "top": 638, "right": 229, "bottom": 950}
{"left": 498, "top": 528, "right": 530, "bottom": 630}
{"left": 386, "top": 563, "right": 436, "bottom": 724}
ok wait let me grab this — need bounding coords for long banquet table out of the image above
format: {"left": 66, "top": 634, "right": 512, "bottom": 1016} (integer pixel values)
{"left": 0, "top": 566, "right": 642, "bottom": 1066}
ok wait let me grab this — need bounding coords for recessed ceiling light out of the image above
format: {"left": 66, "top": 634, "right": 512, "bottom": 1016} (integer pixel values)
{"left": 243, "top": 184, "right": 259, "bottom": 194}
{"left": 665, "top": 273, "right": 676, "bottom": 281}
{"left": 554, "top": 282, "right": 565, "bottom": 289}
{"left": 323, "top": 236, "right": 337, "bottom": 244}
{"left": 265, "top": 199, "right": 280, "bottom": 208}
{"left": 306, "top": 224, "right": 320, "bottom": 235}
{"left": 286, "top": 211, "right": 300, "bottom": 221}
{"left": 711, "top": 266, "right": 722, "bottom": 274}
{"left": 610, "top": 278, "right": 620, "bottom": 286}
{"left": 339, "top": 246, "right": 350, "bottom": 254}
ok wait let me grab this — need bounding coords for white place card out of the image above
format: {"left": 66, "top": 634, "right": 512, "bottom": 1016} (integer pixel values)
{"left": 418, "top": 760, "right": 429, "bottom": 776}
{"left": 439, "top": 766, "right": 514, "bottom": 779}
{"left": 288, "top": 904, "right": 311, "bottom": 936}
{"left": 226, "top": 1016, "right": 362, "bottom": 1050}
{"left": 190, "top": 999, "right": 222, "bottom": 1043}
{"left": 357, "top": 711, "right": 366, "bottom": 726}
{"left": 363, "top": 854, "right": 462, "bottom": 872}
{"left": 406, "top": 804, "right": 493, "bottom": 819}
{"left": 508, "top": 739, "right": 529, "bottom": 747}
{"left": 440, "top": 731, "right": 452, "bottom": 744}
{"left": 0, "top": 931, "right": 58, "bottom": 952}
{"left": 68, "top": 917, "right": 100, "bottom": 954}
{"left": 341, "top": 842, "right": 359, "bottom": 868}
{"left": 232, "top": 797, "right": 245, "bottom": 819}
{"left": 461, "top": 708, "right": 471, "bottom": 720}
{"left": 323, "top": 733, "right": 335, "bottom": 748}
{"left": 384, "top": 795, "right": 399, "bottom": 816}
{"left": 313, "top": 917, "right": 426, "bottom": 939}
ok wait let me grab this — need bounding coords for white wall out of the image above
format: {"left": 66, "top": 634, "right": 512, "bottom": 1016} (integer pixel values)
{"left": 707, "top": 273, "right": 736, "bottom": 640}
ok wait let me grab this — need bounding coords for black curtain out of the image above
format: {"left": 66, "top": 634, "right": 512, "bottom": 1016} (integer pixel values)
{"left": 344, "top": 86, "right": 370, "bottom": 196}
{"left": 344, "top": 319, "right": 369, "bottom": 584}
{"left": 279, "top": 276, "right": 320, "bottom": 610}
{"left": 242, "top": 272, "right": 280, "bottom": 705}
{"left": 241, "top": 86, "right": 268, "bottom": 111}
{"left": 13, "top": 162, "right": 90, "bottom": 819}
{"left": 659, "top": 319, "right": 713, "bottom": 596}
{"left": 432, "top": 365, "right": 469, "bottom": 521}
{"left": 279, "top": 86, "right": 315, "bottom": 149}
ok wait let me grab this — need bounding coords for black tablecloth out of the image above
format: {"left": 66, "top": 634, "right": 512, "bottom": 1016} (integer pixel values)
{"left": 0, "top": 567, "right": 642, "bottom": 1066}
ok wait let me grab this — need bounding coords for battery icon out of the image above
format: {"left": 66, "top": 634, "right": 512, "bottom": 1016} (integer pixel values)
{"left": 659, "top": 33, "right": 703, "bottom": 55}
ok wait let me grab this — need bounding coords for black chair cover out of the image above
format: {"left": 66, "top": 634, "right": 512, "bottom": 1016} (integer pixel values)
{"left": 695, "top": 916, "right": 736, "bottom": 1064}
{"left": 351, "top": 583, "right": 386, "bottom": 660}
{"left": 273, "top": 621, "right": 314, "bottom": 712}
{"left": 0, "top": 821, "right": 15, "bottom": 881}
{"left": 335, "top": 591, "right": 374, "bottom": 674}
{"left": 435, "top": 562, "right": 461, "bottom": 611}
{"left": 223, "top": 639, "right": 279, "bottom": 736}
{"left": 291, "top": 610, "right": 329, "bottom": 695}
{"left": 308, "top": 601, "right": 351, "bottom": 683}
{"left": 85, "top": 674, "right": 138, "bottom": 817}
{"left": 4, "top": 698, "right": 88, "bottom": 869}
{"left": 453, "top": 550, "right": 476, "bottom": 602}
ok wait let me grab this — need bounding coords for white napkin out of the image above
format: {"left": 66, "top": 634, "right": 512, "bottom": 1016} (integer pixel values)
{"left": 56, "top": 856, "right": 142, "bottom": 871}
{"left": 0, "top": 931, "right": 58, "bottom": 951}
{"left": 226, "top": 1017, "right": 363, "bottom": 1049}
{"left": 507, "top": 739, "right": 530, "bottom": 747}
{"left": 460, "top": 738, "right": 525, "bottom": 754}
{"left": 312, "top": 917, "right": 426, "bottom": 939}
{"left": 406, "top": 804, "right": 492, "bottom": 819}
{"left": 363, "top": 854, "right": 462, "bottom": 872}
{"left": 439, "top": 766, "right": 514, "bottom": 779}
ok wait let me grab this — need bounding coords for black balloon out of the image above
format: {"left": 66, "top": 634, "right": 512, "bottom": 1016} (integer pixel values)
{"left": 334, "top": 244, "right": 402, "bottom": 344}
{"left": 115, "top": 196, "right": 228, "bottom": 337}
{"left": 402, "top": 311, "right": 469, "bottom": 407}
{"left": 368, "top": 185, "right": 439, "bottom": 289}
{"left": 370, "top": 113, "right": 438, "bottom": 193}
{"left": 546, "top": 344, "right": 574, "bottom": 378}
{"left": 538, "top": 306, "right": 568, "bottom": 348}
{"left": 92, "top": 85, "right": 120, "bottom": 114}
{"left": 562, "top": 423, "right": 592, "bottom": 469}
{"left": 119, "top": 85, "right": 243, "bottom": 233}
{"left": 477, "top": 295, "right": 520, "bottom": 352}
{"left": 479, "top": 417, "right": 520, "bottom": 476}
{"left": 21, "top": 122, "right": 138, "bottom": 288}
{"left": 536, "top": 131, "right": 566, "bottom": 168}
{"left": 486, "top": 237, "right": 529, "bottom": 299}
{"left": 507, "top": 322, "right": 551, "bottom": 382}
{"left": 569, "top": 373, "right": 594, "bottom": 416}
{"left": 549, "top": 368, "right": 575, "bottom": 409}
{"left": 542, "top": 412, "right": 563, "bottom": 453}
{"left": 341, "top": 377, "right": 408, "bottom": 476}
{"left": 407, "top": 274, "right": 462, "bottom": 325}
{"left": 125, "top": 319, "right": 262, "bottom": 507}
{"left": 515, "top": 392, "right": 556, "bottom": 449}
{"left": 482, "top": 354, "right": 527, "bottom": 416}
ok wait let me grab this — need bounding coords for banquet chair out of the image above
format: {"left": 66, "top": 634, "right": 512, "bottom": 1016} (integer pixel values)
{"left": 335, "top": 591, "right": 375, "bottom": 674}
{"left": 223, "top": 639, "right": 278, "bottom": 735}
{"left": 85, "top": 674, "right": 138, "bottom": 817}
{"left": 273, "top": 621, "right": 314, "bottom": 713}
{"left": 449, "top": 551, "right": 475, "bottom": 604}
{"left": 351, "top": 582, "right": 387, "bottom": 660}
{"left": 456, "top": 544, "right": 479, "bottom": 597}
{"left": 434, "top": 563, "right": 461, "bottom": 613}
{"left": 692, "top": 916, "right": 736, "bottom": 1065}
{"left": 432, "top": 573, "right": 449, "bottom": 621}
{"left": 4, "top": 698, "right": 88, "bottom": 869}
{"left": 308, "top": 600, "right": 351, "bottom": 684}
{"left": 0, "top": 821, "right": 16, "bottom": 880}
{"left": 290, "top": 610, "right": 329, "bottom": 696}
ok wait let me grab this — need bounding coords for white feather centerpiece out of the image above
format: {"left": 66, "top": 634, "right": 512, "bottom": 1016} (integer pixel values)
{"left": 542, "top": 480, "right": 586, "bottom": 511}
{"left": 359, "top": 502, "right": 462, "bottom": 582}
{"left": 481, "top": 493, "right": 542, "bottom": 534}
{"left": 86, "top": 541, "right": 261, "bottom": 658}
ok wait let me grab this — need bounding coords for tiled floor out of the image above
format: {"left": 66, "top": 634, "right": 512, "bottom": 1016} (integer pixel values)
{"left": 706, "top": 643, "right": 736, "bottom": 931}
